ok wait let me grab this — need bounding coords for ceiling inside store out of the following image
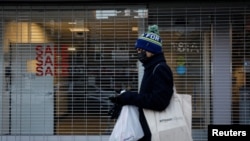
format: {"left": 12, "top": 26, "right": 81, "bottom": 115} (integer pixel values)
{"left": 3, "top": 9, "right": 142, "bottom": 43}
{"left": 42, "top": 19, "right": 139, "bottom": 41}
{"left": 3, "top": 8, "right": 215, "bottom": 45}
{"left": 37, "top": 10, "right": 143, "bottom": 42}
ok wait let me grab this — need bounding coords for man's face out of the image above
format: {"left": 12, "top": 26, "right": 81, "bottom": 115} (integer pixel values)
{"left": 136, "top": 48, "right": 154, "bottom": 63}
{"left": 136, "top": 48, "right": 153, "bottom": 57}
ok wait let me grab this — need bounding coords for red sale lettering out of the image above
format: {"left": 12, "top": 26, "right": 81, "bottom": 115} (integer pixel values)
{"left": 45, "top": 56, "right": 53, "bottom": 66}
{"left": 36, "top": 45, "right": 43, "bottom": 56}
{"left": 45, "top": 66, "right": 53, "bottom": 76}
{"left": 36, "top": 45, "right": 43, "bottom": 66}
{"left": 36, "top": 66, "right": 43, "bottom": 76}
{"left": 45, "top": 45, "right": 53, "bottom": 55}
{"left": 35, "top": 44, "right": 69, "bottom": 77}
{"left": 36, "top": 56, "right": 43, "bottom": 66}
{"left": 35, "top": 45, "right": 53, "bottom": 76}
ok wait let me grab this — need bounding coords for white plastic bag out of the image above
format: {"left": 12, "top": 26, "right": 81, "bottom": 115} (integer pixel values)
{"left": 109, "top": 105, "right": 144, "bottom": 141}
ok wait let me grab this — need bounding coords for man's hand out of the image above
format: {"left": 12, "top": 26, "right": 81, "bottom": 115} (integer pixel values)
{"left": 109, "top": 89, "right": 126, "bottom": 103}
{"left": 108, "top": 103, "right": 122, "bottom": 119}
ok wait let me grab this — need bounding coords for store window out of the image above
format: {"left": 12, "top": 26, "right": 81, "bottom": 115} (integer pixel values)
{"left": 1, "top": 5, "right": 213, "bottom": 140}
{"left": 1, "top": 6, "right": 146, "bottom": 136}
{"left": 2, "top": 4, "right": 249, "bottom": 141}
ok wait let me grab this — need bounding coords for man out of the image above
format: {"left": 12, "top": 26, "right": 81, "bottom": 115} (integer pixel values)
{"left": 109, "top": 24, "right": 174, "bottom": 141}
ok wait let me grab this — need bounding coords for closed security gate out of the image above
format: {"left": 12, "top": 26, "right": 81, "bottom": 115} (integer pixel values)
{"left": 0, "top": 2, "right": 250, "bottom": 141}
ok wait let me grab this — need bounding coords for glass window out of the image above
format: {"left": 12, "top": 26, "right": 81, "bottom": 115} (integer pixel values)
{"left": 2, "top": 6, "right": 145, "bottom": 135}
{"left": 1, "top": 4, "right": 250, "bottom": 141}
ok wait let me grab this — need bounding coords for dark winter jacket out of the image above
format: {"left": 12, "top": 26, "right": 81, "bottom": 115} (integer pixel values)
{"left": 115, "top": 53, "right": 174, "bottom": 141}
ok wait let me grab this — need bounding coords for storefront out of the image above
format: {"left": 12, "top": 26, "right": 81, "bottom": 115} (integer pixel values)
{"left": 0, "top": 1, "right": 249, "bottom": 141}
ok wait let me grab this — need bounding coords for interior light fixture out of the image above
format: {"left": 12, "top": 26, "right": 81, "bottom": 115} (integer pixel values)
{"left": 69, "top": 27, "right": 89, "bottom": 32}
{"left": 68, "top": 22, "right": 77, "bottom": 24}
{"left": 132, "top": 27, "right": 138, "bottom": 31}
{"left": 68, "top": 47, "right": 76, "bottom": 51}
{"left": 95, "top": 10, "right": 117, "bottom": 19}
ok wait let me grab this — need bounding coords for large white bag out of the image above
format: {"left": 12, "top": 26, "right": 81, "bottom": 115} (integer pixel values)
{"left": 143, "top": 89, "right": 193, "bottom": 141}
{"left": 109, "top": 105, "right": 144, "bottom": 141}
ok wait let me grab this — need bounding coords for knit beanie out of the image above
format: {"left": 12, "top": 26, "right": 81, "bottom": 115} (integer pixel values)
{"left": 135, "top": 24, "right": 162, "bottom": 54}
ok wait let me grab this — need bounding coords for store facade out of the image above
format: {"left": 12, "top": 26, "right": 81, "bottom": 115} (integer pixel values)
{"left": 0, "top": 1, "right": 249, "bottom": 141}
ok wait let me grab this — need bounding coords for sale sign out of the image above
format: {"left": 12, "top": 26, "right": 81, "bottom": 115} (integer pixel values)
{"left": 35, "top": 44, "right": 69, "bottom": 76}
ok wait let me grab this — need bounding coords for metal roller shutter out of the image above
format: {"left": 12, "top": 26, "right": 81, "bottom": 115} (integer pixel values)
{"left": 0, "top": 2, "right": 250, "bottom": 141}
{"left": 0, "top": 5, "right": 146, "bottom": 139}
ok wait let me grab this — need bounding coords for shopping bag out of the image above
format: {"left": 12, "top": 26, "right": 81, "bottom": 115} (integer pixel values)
{"left": 143, "top": 89, "right": 193, "bottom": 141}
{"left": 109, "top": 105, "right": 144, "bottom": 141}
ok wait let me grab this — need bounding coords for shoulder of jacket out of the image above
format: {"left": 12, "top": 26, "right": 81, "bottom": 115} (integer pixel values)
{"left": 153, "top": 63, "right": 161, "bottom": 75}
{"left": 153, "top": 62, "right": 172, "bottom": 75}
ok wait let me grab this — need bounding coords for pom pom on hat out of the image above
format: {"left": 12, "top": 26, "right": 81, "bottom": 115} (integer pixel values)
{"left": 135, "top": 24, "right": 162, "bottom": 54}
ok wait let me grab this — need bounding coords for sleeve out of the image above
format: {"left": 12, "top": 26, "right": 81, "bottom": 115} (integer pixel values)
{"left": 116, "top": 65, "right": 174, "bottom": 111}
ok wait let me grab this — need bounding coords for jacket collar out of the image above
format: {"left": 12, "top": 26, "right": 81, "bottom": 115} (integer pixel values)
{"left": 143, "top": 53, "right": 166, "bottom": 70}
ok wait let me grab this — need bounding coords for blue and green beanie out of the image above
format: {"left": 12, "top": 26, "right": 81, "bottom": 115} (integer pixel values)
{"left": 135, "top": 24, "right": 162, "bottom": 54}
